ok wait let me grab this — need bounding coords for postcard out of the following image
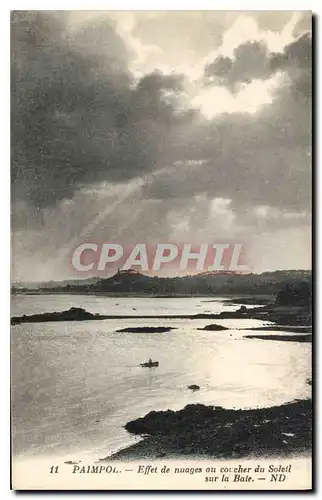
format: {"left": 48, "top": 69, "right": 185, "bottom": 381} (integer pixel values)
{"left": 11, "top": 10, "right": 312, "bottom": 490}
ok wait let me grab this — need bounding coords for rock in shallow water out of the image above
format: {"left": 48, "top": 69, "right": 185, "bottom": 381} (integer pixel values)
{"left": 116, "top": 326, "right": 174, "bottom": 333}
{"left": 197, "top": 324, "right": 228, "bottom": 331}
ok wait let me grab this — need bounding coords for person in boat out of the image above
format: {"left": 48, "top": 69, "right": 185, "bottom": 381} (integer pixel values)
{"left": 148, "top": 358, "right": 152, "bottom": 364}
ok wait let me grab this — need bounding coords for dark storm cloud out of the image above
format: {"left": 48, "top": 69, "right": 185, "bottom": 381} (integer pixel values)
{"left": 10, "top": 12, "right": 312, "bottom": 279}
{"left": 11, "top": 11, "right": 192, "bottom": 209}
{"left": 145, "top": 76, "right": 311, "bottom": 214}
{"left": 145, "top": 42, "right": 312, "bottom": 213}
{"left": 141, "top": 31, "right": 312, "bottom": 213}
{"left": 270, "top": 32, "right": 311, "bottom": 72}
{"left": 11, "top": 11, "right": 311, "bottom": 230}
{"left": 205, "top": 41, "right": 271, "bottom": 90}
{"left": 204, "top": 33, "right": 311, "bottom": 92}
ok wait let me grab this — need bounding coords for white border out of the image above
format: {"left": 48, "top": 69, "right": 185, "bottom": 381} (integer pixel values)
{"left": 2, "top": 2, "right": 316, "bottom": 10}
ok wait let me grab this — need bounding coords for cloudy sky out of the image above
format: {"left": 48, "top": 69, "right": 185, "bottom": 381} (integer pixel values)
{"left": 11, "top": 10, "right": 312, "bottom": 281}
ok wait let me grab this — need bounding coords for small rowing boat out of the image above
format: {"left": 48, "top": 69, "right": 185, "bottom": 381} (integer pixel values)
{"left": 140, "top": 360, "right": 159, "bottom": 367}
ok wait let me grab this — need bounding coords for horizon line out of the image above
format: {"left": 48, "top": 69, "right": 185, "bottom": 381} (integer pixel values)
{"left": 12, "top": 268, "right": 312, "bottom": 285}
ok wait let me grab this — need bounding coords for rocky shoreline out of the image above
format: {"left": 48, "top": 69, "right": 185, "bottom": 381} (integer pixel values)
{"left": 116, "top": 326, "right": 176, "bottom": 333}
{"left": 244, "top": 334, "right": 312, "bottom": 343}
{"left": 11, "top": 302, "right": 312, "bottom": 329}
{"left": 10, "top": 307, "right": 107, "bottom": 325}
{"left": 106, "top": 398, "right": 312, "bottom": 461}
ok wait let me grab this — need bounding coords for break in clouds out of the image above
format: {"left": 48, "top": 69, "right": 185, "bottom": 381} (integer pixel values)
{"left": 11, "top": 11, "right": 312, "bottom": 280}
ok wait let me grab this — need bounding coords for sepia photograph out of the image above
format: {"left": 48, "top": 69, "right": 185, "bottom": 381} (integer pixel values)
{"left": 10, "top": 9, "right": 312, "bottom": 490}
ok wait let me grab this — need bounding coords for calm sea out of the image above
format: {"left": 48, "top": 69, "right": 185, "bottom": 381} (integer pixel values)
{"left": 11, "top": 295, "right": 311, "bottom": 462}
